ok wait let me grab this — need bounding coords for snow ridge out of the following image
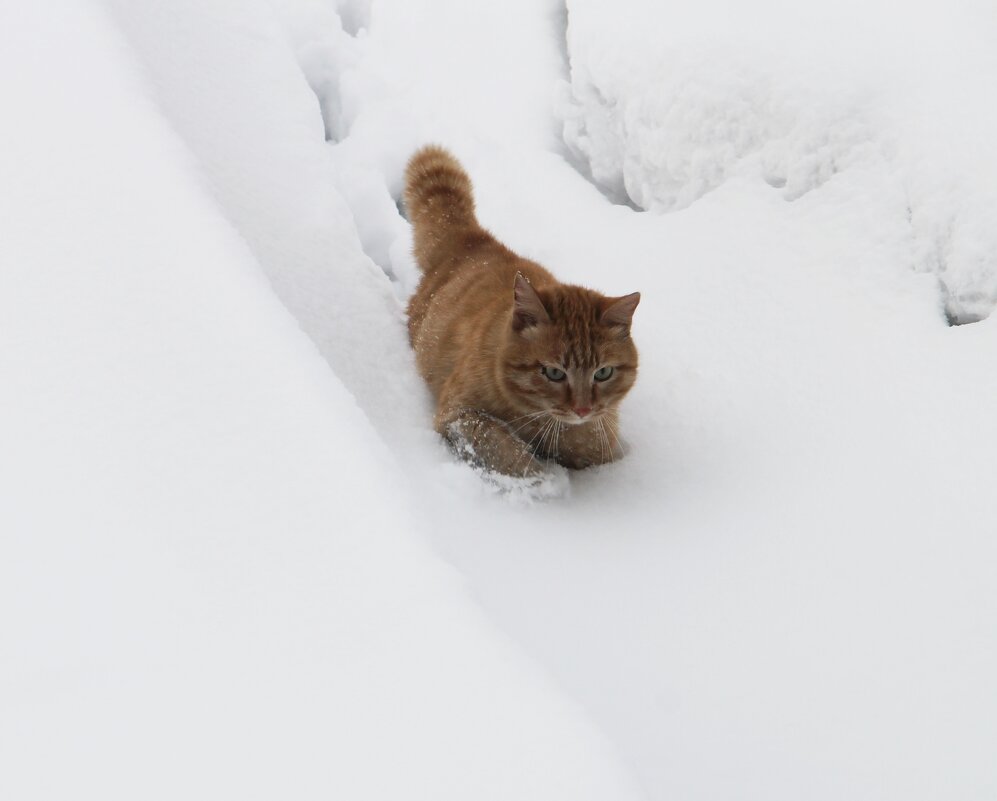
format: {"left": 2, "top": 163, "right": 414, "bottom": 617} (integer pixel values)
{"left": 557, "top": 0, "right": 997, "bottom": 324}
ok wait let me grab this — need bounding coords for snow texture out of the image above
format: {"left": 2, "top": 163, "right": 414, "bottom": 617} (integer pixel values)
{"left": 3, "top": 0, "right": 997, "bottom": 799}
{"left": 558, "top": 0, "right": 997, "bottom": 324}
{"left": 0, "top": 2, "right": 640, "bottom": 799}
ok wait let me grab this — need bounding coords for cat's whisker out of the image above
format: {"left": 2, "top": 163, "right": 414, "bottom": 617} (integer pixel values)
{"left": 540, "top": 422, "right": 553, "bottom": 466}
{"left": 539, "top": 417, "right": 558, "bottom": 463}
{"left": 604, "top": 417, "right": 623, "bottom": 460}
{"left": 533, "top": 417, "right": 550, "bottom": 466}
{"left": 511, "top": 409, "right": 549, "bottom": 425}
{"left": 515, "top": 414, "right": 554, "bottom": 474}
{"left": 597, "top": 418, "right": 608, "bottom": 464}
{"left": 522, "top": 415, "right": 550, "bottom": 451}
{"left": 506, "top": 409, "right": 549, "bottom": 427}
{"left": 535, "top": 417, "right": 558, "bottom": 469}
{"left": 508, "top": 410, "right": 551, "bottom": 437}
{"left": 537, "top": 416, "right": 557, "bottom": 457}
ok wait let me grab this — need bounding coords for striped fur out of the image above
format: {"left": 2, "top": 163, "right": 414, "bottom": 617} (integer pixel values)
{"left": 404, "top": 146, "right": 641, "bottom": 476}
{"left": 404, "top": 145, "right": 478, "bottom": 269}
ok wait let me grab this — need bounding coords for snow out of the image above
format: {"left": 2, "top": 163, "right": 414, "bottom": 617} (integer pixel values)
{"left": 558, "top": 0, "right": 997, "bottom": 324}
{"left": 3, "top": 0, "right": 997, "bottom": 799}
{"left": 0, "top": 3, "right": 641, "bottom": 799}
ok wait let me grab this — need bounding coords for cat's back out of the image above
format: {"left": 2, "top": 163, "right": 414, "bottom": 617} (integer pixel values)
{"left": 407, "top": 228, "right": 509, "bottom": 341}
{"left": 403, "top": 147, "right": 552, "bottom": 395}
{"left": 407, "top": 230, "right": 537, "bottom": 397}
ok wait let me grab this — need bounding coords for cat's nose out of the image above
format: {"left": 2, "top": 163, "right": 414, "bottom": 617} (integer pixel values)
{"left": 574, "top": 407, "right": 591, "bottom": 418}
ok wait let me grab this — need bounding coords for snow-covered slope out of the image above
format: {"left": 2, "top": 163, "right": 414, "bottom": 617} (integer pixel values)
{"left": 4, "top": 0, "right": 996, "bottom": 799}
{"left": 0, "top": 3, "right": 642, "bottom": 799}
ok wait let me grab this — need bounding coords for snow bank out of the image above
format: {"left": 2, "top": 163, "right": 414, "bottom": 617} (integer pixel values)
{"left": 558, "top": 0, "right": 997, "bottom": 323}
{"left": 106, "top": 0, "right": 431, "bottom": 446}
{"left": 0, "top": 2, "right": 643, "bottom": 798}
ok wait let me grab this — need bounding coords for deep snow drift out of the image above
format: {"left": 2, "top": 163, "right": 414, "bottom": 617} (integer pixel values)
{"left": 558, "top": 0, "right": 997, "bottom": 325}
{"left": 3, "top": 0, "right": 996, "bottom": 799}
{"left": 0, "top": 2, "right": 640, "bottom": 799}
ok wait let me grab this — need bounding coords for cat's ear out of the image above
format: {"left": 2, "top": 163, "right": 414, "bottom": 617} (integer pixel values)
{"left": 512, "top": 273, "right": 551, "bottom": 332}
{"left": 601, "top": 292, "right": 641, "bottom": 330}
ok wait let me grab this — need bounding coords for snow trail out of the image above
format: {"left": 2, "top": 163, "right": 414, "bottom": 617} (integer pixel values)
{"left": 0, "top": 2, "right": 648, "bottom": 798}
{"left": 273, "top": 0, "right": 997, "bottom": 797}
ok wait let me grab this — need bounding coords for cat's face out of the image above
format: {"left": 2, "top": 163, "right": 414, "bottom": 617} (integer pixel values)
{"left": 502, "top": 275, "right": 639, "bottom": 425}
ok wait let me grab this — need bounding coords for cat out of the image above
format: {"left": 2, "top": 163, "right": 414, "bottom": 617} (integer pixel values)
{"left": 404, "top": 146, "right": 640, "bottom": 477}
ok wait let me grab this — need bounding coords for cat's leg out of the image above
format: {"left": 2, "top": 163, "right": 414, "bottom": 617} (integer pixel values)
{"left": 555, "top": 413, "right": 625, "bottom": 469}
{"left": 436, "top": 405, "right": 544, "bottom": 477}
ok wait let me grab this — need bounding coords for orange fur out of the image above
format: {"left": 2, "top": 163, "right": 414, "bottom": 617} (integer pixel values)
{"left": 405, "top": 146, "right": 640, "bottom": 476}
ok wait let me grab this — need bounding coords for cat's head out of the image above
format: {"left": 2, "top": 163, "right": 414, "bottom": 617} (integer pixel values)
{"left": 501, "top": 273, "right": 640, "bottom": 425}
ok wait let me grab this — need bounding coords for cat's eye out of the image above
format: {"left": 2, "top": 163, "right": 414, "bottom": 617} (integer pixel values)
{"left": 594, "top": 366, "right": 614, "bottom": 382}
{"left": 541, "top": 366, "right": 566, "bottom": 382}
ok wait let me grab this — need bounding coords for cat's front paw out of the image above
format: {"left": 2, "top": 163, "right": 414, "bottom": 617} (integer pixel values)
{"left": 556, "top": 453, "right": 596, "bottom": 470}
{"left": 441, "top": 409, "right": 545, "bottom": 478}
{"left": 555, "top": 425, "right": 625, "bottom": 469}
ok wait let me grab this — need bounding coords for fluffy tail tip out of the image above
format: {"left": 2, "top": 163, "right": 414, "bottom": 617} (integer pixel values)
{"left": 404, "top": 145, "right": 476, "bottom": 222}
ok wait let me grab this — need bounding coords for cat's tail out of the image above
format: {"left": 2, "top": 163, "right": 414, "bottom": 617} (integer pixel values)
{"left": 404, "top": 145, "right": 479, "bottom": 269}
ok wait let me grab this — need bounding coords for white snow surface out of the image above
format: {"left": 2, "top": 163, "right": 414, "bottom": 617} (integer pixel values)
{"left": 3, "top": 1, "right": 997, "bottom": 799}
{"left": 0, "top": 2, "right": 639, "bottom": 799}
{"left": 558, "top": 0, "right": 997, "bottom": 324}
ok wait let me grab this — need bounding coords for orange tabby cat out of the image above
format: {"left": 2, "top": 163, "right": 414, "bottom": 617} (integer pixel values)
{"left": 405, "top": 146, "right": 640, "bottom": 477}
